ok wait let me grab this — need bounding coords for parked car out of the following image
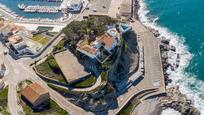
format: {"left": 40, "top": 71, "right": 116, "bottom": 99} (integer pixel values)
{"left": 93, "top": 8, "right": 97, "bottom": 12}
{"left": 83, "top": 16, "right": 89, "bottom": 19}
{"left": 85, "top": 6, "right": 90, "bottom": 10}
{"left": 3, "top": 49, "right": 8, "bottom": 55}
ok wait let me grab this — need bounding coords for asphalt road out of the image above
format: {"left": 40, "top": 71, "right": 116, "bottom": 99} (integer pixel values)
{"left": 0, "top": 43, "right": 26, "bottom": 115}
{"left": 0, "top": 1, "right": 166, "bottom": 114}
{"left": 0, "top": 10, "right": 95, "bottom": 114}
{"left": 0, "top": 41, "right": 92, "bottom": 115}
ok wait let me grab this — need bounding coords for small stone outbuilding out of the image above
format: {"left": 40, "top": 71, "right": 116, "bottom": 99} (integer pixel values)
{"left": 21, "top": 83, "right": 50, "bottom": 108}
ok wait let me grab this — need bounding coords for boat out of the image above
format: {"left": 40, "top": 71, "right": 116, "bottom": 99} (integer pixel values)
{"left": 18, "top": 4, "right": 26, "bottom": 10}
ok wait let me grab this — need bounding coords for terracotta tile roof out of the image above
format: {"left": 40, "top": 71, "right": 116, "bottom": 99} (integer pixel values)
{"left": 96, "top": 33, "right": 115, "bottom": 49}
{"left": 21, "top": 83, "right": 49, "bottom": 105}
{"left": 54, "top": 50, "right": 91, "bottom": 83}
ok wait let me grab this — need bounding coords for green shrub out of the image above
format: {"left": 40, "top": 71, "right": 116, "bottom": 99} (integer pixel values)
{"left": 74, "top": 76, "right": 96, "bottom": 88}
{"left": 101, "top": 72, "right": 108, "bottom": 81}
{"left": 53, "top": 39, "right": 66, "bottom": 52}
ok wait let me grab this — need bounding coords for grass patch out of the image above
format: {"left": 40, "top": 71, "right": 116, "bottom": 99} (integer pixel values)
{"left": 48, "top": 77, "right": 106, "bottom": 95}
{"left": 35, "top": 56, "right": 67, "bottom": 84}
{"left": 74, "top": 76, "right": 96, "bottom": 88}
{"left": 53, "top": 39, "right": 67, "bottom": 52}
{"left": 17, "top": 80, "right": 32, "bottom": 94}
{"left": 37, "top": 26, "right": 53, "bottom": 31}
{"left": 48, "top": 72, "right": 109, "bottom": 95}
{"left": 32, "top": 34, "right": 49, "bottom": 45}
{"left": 48, "top": 83, "right": 96, "bottom": 94}
{"left": 0, "top": 17, "right": 4, "bottom": 21}
{"left": 46, "top": 32, "right": 58, "bottom": 37}
{"left": 118, "top": 103, "right": 134, "bottom": 115}
{"left": 101, "top": 72, "right": 108, "bottom": 81}
{"left": 20, "top": 99, "right": 68, "bottom": 115}
{"left": 48, "top": 83, "right": 76, "bottom": 95}
{"left": 0, "top": 86, "right": 11, "bottom": 115}
{"left": 118, "top": 98, "right": 141, "bottom": 115}
{"left": 101, "top": 60, "right": 113, "bottom": 70}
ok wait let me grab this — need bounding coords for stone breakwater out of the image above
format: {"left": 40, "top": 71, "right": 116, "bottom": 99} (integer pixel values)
{"left": 160, "top": 87, "right": 200, "bottom": 115}
{"left": 147, "top": 26, "right": 200, "bottom": 115}
{"left": 132, "top": 0, "right": 202, "bottom": 113}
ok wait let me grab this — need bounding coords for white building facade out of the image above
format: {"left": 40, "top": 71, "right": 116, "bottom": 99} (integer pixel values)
{"left": 68, "top": 0, "right": 83, "bottom": 12}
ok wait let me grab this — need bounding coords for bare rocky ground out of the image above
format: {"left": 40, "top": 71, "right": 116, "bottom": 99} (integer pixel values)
{"left": 133, "top": 98, "right": 162, "bottom": 115}
{"left": 52, "top": 82, "right": 117, "bottom": 113}
{"left": 116, "top": 31, "right": 139, "bottom": 80}
{"left": 160, "top": 87, "right": 200, "bottom": 115}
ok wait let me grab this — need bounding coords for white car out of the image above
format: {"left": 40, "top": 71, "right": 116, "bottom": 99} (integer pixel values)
{"left": 93, "top": 8, "right": 97, "bottom": 12}
{"left": 3, "top": 49, "right": 8, "bottom": 55}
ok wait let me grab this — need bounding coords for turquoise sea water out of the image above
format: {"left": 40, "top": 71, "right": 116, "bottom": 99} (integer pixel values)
{"left": 140, "top": 0, "right": 204, "bottom": 113}
{"left": 0, "top": 0, "right": 63, "bottom": 19}
{"left": 0, "top": 0, "right": 204, "bottom": 113}
{"left": 145, "top": 0, "right": 204, "bottom": 78}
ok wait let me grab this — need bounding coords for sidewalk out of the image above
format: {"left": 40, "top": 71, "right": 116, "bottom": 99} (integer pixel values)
{"left": 108, "top": 0, "right": 123, "bottom": 18}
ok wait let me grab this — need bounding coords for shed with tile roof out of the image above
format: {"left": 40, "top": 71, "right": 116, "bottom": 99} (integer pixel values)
{"left": 21, "top": 83, "right": 50, "bottom": 107}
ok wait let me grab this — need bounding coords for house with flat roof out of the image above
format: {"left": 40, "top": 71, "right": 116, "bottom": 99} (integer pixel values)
{"left": 0, "top": 24, "right": 12, "bottom": 37}
{"left": 0, "top": 21, "right": 24, "bottom": 37}
{"left": 21, "top": 83, "right": 50, "bottom": 108}
{"left": 77, "top": 43, "right": 99, "bottom": 59}
{"left": 8, "top": 35, "right": 29, "bottom": 55}
{"left": 68, "top": 0, "right": 83, "bottom": 13}
{"left": 54, "top": 50, "right": 91, "bottom": 83}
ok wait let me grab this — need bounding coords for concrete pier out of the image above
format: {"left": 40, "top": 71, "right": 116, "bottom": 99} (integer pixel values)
{"left": 23, "top": 5, "right": 59, "bottom": 13}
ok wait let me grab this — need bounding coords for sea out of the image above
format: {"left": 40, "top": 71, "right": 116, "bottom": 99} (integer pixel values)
{"left": 0, "top": 0, "right": 204, "bottom": 114}
{"left": 138, "top": 0, "right": 204, "bottom": 114}
{"left": 0, "top": 0, "right": 63, "bottom": 19}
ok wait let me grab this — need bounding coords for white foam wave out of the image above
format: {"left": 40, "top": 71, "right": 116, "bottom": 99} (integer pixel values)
{"left": 137, "top": 0, "right": 204, "bottom": 114}
{"left": 161, "top": 108, "right": 180, "bottom": 115}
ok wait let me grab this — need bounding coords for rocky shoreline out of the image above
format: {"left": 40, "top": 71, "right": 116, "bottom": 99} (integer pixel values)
{"left": 143, "top": 26, "right": 200, "bottom": 115}
{"left": 134, "top": 0, "right": 201, "bottom": 114}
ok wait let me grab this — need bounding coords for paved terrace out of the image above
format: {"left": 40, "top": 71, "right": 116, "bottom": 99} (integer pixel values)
{"left": 108, "top": 0, "right": 123, "bottom": 18}
{"left": 131, "top": 20, "right": 165, "bottom": 91}
{"left": 54, "top": 50, "right": 90, "bottom": 83}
